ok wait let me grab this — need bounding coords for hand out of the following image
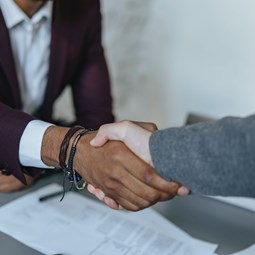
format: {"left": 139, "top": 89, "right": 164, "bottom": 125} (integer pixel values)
{"left": 87, "top": 121, "right": 157, "bottom": 209}
{"left": 90, "top": 121, "right": 190, "bottom": 198}
{"left": 0, "top": 171, "right": 35, "bottom": 192}
{"left": 42, "top": 125, "right": 180, "bottom": 211}
{"left": 75, "top": 130, "right": 180, "bottom": 211}
{"left": 91, "top": 120, "right": 154, "bottom": 166}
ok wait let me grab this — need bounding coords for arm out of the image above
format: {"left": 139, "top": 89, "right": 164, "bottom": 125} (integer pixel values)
{"left": 0, "top": 102, "right": 34, "bottom": 183}
{"left": 149, "top": 115, "right": 255, "bottom": 197}
{"left": 72, "top": 0, "right": 114, "bottom": 129}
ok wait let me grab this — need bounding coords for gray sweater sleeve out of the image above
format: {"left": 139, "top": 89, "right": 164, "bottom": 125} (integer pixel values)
{"left": 149, "top": 114, "right": 255, "bottom": 197}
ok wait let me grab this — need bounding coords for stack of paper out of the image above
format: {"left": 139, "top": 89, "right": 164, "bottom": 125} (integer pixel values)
{"left": 0, "top": 184, "right": 217, "bottom": 255}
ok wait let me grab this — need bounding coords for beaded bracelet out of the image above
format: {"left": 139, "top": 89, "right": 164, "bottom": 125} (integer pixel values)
{"left": 66, "top": 128, "right": 93, "bottom": 190}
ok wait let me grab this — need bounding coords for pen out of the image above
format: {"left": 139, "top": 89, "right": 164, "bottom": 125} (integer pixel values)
{"left": 39, "top": 191, "right": 63, "bottom": 202}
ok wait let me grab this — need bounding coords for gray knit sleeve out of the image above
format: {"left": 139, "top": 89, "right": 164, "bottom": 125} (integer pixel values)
{"left": 149, "top": 115, "right": 255, "bottom": 197}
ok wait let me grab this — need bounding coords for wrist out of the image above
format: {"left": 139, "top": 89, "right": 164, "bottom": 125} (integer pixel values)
{"left": 73, "top": 131, "right": 96, "bottom": 178}
{"left": 41, "top": 126, "right": 70, "bottom": 167}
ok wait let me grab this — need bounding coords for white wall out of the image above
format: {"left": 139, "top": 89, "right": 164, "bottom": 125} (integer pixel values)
{"left": 101, "top": 0, "right": 255, "bottom": 128}
{"left": 54, "top": 0, "right": 255, "bottom": 129}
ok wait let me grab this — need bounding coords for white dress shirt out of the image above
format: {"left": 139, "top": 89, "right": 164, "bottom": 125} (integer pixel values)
{"left": 0, "top": 0, "right": 54, "bottom": 168}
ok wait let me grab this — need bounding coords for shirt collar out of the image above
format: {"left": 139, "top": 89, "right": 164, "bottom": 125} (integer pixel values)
{"left": 0, "top": 0, "right": 53, "bottom": 29}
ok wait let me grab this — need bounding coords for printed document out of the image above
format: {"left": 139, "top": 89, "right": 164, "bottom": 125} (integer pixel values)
{"left": 0, "top": 184, "right": 217, "bottom": 255}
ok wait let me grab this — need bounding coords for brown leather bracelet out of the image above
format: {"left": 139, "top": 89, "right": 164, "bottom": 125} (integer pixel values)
{"left": 58, "top": 126, "right": 85, "bottom": 170}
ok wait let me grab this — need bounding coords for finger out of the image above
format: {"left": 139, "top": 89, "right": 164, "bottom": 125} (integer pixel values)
{"left": 90, "top": 122, "right": 124, "bottom": 147}
{"left": 114, "top": 194, "right": 154, "bottom": 212}
{"left": 94, "top": 188, "right": 106, "bottom": 201}
{"left": 177, "top": 186, "right": 190, "bottom": 196}
{"left": 87, "top": 183, "right": 96, "bottom": 194}
{"left": 90, "top": 131, "right": 110, "bottom": 147}
{"left": 102, "top": 164, "right": 176, "bottom": 208}
{"left": 103, "top": 196, "right": 122, "bottom": 210}
{"left": 118, "top": 155, "right": 179, "bottom": 198}
{"left": 93, "top": 167, "right": 154, "bottom": 210}
{"left": 87, "top": 184, "right": 122, "bottom": 210}
{"left": 87, "top": 185, "right": 106, "bottom": 201}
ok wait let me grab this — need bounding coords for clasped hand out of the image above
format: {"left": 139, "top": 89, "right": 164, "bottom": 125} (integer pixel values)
{"left": 76, "top": 121, "right": 189, "bottom": 211}
{"left": 0, "top": 121, "right": 189, "bottom": 212}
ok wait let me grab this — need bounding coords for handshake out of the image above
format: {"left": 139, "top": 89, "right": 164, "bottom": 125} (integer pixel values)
{"left": 58, "top": 121, "right": 190, "bottom": 211}
{"left": 0, "top": 121, "right": 189, "bottom": 212}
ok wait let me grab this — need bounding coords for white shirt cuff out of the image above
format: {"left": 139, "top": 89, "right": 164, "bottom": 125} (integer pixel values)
{"left": 19, "top": 120, "right": 54, "bottom": 168}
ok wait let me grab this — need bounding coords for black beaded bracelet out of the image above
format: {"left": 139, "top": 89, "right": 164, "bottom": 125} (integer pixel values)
{"left": 59, "top": 126, "right": 84, "bottom": 170}
{"left": 66, "top": 128, "right": 94, "bottom": 190}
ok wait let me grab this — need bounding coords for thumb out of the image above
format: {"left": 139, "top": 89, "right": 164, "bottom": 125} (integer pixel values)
{"left": 90, "top": 132, "right": 109, "bottom": 147}
{"left": 90, "top": 123, "right": 123, "bottom": 147}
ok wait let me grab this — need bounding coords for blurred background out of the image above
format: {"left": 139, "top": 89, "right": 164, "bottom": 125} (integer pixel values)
{"left": 54, "top": 0, "right": 255, "bottom": 129}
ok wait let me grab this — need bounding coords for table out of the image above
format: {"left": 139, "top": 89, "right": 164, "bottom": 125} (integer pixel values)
{"left": 0, "top": 173, "right": 255, "bottom": 255}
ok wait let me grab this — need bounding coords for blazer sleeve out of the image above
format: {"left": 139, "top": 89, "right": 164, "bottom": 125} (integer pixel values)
{"left": 71, "top": 1, "right": 114, "bottom": 130}
{"left": 149, "top": 114, "right": 255, "bottom": 197}
{"left": 0, "top": 102, "right": 34, "bottom": 183}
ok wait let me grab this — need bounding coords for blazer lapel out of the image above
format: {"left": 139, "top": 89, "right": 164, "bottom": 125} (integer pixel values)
{"left": 0, "top": 9, "right": 22, "bottom": 108}
{"left": 42, "top": 1, "right": 70, "bottom": 116}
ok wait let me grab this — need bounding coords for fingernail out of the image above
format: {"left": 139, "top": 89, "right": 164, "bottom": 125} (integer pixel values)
{"left": 87, "top": 184, "right": 95, "bottom": 193}
{"left": 97, "top": 191, "right": 105, "bottom": 200}
{"left": 178, "top": 186, "right": 190, "bottom": 196}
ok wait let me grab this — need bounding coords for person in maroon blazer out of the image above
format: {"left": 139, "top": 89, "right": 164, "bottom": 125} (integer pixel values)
{"left": 0, "top": 0, "right": 114, "bottom": 190}
{"left": 0, "top": 0, "right": 178, "bottom": 211}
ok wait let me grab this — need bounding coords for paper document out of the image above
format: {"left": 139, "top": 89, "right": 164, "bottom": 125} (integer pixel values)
{"left": 0, "top": 184, "right": 217, "bottom": 255}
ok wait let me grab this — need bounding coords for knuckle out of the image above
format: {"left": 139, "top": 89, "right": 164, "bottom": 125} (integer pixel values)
{"left": 148, "top": 122, "right": 157, "bottom": 131}
{"left": 110, "top": 167, "right": 123, "bottom": 181}
{"left": 120, "top": 120, "right": 131, "bottom": 127}
{"left": 146, "top": 192, "right": 160, "bottom": 203}
{"left": 104, "top": 180, "right": 117, "bottom": 191}
{"left": 130, "top": 204, "right": 141, "bottom": 212}
{"left": 142, "top": 170, "right": 155, "bottom": 185}
{"left": 140, "top": 200, "right": 151, "bottom": 209}
{"left": 99, "top": 124, "right": 108, "bottom": 132}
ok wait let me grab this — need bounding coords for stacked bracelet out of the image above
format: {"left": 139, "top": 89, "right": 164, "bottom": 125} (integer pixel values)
{"left": 58, "top": 126, "right": 93, "bottom": 192}
{"left": 59, "top": 126, "right": 84, "bottom": 170}
{"left": 66, "top": 128, "right": 93, "bottom": 190}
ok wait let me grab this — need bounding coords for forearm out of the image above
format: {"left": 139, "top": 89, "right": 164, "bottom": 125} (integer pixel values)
{"left": 150, "top": 115, "right": 255, "bottom": 197}
{"left": 0, "top": 102, "right": 34, "bottom": 183}
{"left": 72, "top": 0, "right": 114, "bottom": 129}
{"left": 41, "top": 126, "right": 70, "bottom": 167}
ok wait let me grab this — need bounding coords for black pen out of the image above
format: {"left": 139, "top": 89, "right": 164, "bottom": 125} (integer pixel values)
{"left": 39, "top": 191, "right": 63, "bottom": 202}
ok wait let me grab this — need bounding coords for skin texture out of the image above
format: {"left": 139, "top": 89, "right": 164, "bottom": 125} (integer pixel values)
{"left": 41, "top": 125, "right": 180, "bottom": 211}
{"left": 14, "top": 0, "right": 46, "bottom": 17}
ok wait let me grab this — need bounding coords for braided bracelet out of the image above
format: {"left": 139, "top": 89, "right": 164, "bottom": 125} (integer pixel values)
{"left": 59, "top": 126, "right": 84, "bottom": 170}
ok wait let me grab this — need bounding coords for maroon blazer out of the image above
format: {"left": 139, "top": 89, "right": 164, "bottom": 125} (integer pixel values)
{"left": 0, "top": 0, "right": 114, "bottom": 183}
